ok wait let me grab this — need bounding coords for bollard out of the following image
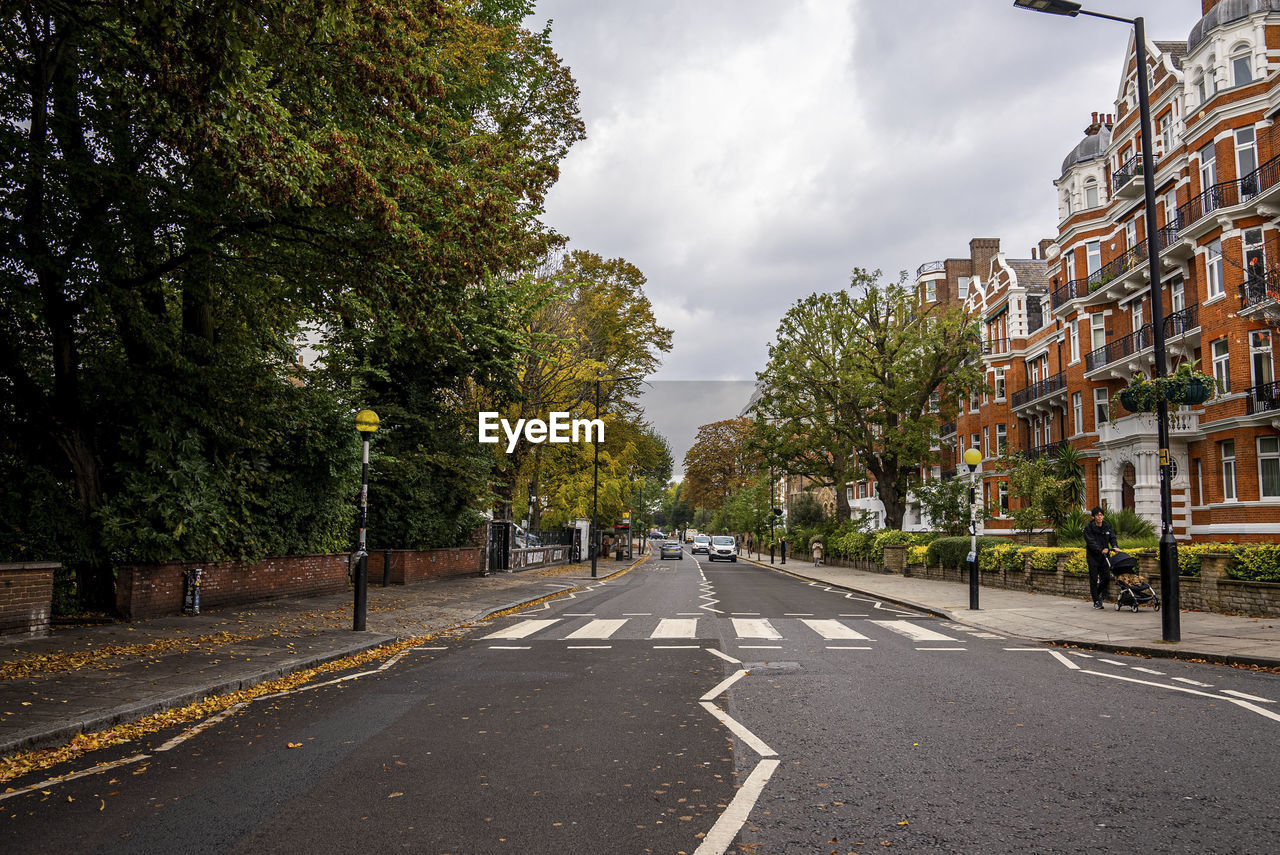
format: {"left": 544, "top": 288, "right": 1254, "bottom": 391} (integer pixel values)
{"left": 383, "top": 549, "right": 391, "bottom": 587}
{"left": 354, "top": 552, "right": 368, "bottom": 631}
{"left": 182, "top": 568, "right": 202, "bottom": 615}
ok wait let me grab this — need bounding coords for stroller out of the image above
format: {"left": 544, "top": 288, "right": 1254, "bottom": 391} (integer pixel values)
{"left": 1107, "top": 551, "right": 1161, "bottom": 612}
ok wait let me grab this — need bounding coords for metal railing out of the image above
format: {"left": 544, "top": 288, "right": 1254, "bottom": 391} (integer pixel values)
{"left": 1163, "top": 304, "right": 1199, "bottom": 338}
{"left": 1246, "top": 380, "right": 1280, "bottom": 415}
{"left": 1175, "top": 154, "right": 1280, "bottom": 232}
{"left": 1113, "top": 152, "right": 1158, "bottom": 193}
{"left": 1241, "top": 268, "right": 1280, "bottom": 308}
{"left": 1011, "top": 370, "right": 1066, "bottom": 408}
{"left": 1050, "top": 227, "right": 1181, "bottom": 311}
{"left": 939, "top": 420, "right": 956, "bottom": 437}
{"left": 982, "top": 338, "right": 1011, "bottom": 355}
{"left": 940, "top": 468, "right": 958, "bottom": 480}
{"left": 916, "top": 260, "right": 946, "bottom": 278}
{"left": 1022, "top": 440, "right": 1067, "bottom": 460}
{"left": 1085, "top": 323, "right": 1153, "bottom": 373}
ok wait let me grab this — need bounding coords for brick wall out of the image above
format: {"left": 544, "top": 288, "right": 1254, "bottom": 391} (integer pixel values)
{"left": 370, "top": 548, "right": 484, "bottom": 584}
{"left": 0, "top": 562, "right": 56, "bottom": 639}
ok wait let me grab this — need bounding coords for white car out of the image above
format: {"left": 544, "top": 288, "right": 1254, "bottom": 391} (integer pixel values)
{"left": 691, "top": 534, "right": 711, "bottom": 554}
{"left": 707, "top": 535, "right": 738, "bottom": 562}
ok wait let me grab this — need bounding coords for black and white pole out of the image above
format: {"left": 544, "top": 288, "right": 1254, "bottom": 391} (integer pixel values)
{"left": 962, "top": 447, "right": 983, "bottom": 610}
{"left": 354, "top": 409, "right": 380, "bottom": 631}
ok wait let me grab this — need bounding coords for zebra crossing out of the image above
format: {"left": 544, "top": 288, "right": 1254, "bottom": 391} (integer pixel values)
{"left": 479, "top": 616, "right": 990, "bottom": 647}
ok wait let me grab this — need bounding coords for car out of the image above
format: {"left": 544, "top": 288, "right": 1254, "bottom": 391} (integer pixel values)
{"left": 707, "top": 535, "right": 738, "bottom": 562}
{"left": 691, "top": 534, "right": 711, "bottom": 554}
{"left": 684, "top": 531, "right": 695, "bottom": 543}
{"left": 659, "top": 540, "right": 683, "bottom": 560}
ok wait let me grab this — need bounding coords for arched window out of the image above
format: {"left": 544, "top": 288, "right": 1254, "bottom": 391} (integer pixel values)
{"left": 1232, "top": 45, "right": 1253, "bottom": 86}
{"left": 1195, "top": 69, "right": 1208, "bottom": 105}
{"left": 1084, "top": 178, "right": 1099, "bottom": 209}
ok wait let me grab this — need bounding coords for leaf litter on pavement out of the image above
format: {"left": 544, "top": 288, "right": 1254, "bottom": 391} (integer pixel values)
{"left": 0, "top": 632, "right": 263, "bottom": 681}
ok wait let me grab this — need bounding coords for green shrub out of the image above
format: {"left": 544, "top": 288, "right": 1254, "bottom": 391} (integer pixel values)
{"left": 1225, "top": 544, "right": 1280, "bottom": 582}
{"left": 925, "top": 536, "right": 1007, "bottom": 569}
{"left": 906, "top": 544, "right": 929, "bottom": 564}
{"left": 1104, "top": 508, "right": 1155, "bottom": 540}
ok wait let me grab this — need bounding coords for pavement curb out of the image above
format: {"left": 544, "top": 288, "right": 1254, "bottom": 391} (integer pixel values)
{"left": 1, "top": 634, "right": 394, "bottom": 758}
{"left": 741, "top": 556, "right": 955, "bottom": 620}
{"left": 1048, "top": 638, "right": 1280, "bottom": 670}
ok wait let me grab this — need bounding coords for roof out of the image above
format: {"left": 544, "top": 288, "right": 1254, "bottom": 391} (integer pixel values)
{"left": 1007, "top": 259, "right": 1049, "bottom": 291}
{"left": 1154, "top": 41, "right": 1188, "bottom": 71}
{"left": 1061, "top": 124, "right": 1111, "bottom": 176}
{"left": 1189, "top": 0, "right": 1280, "bottom": 52}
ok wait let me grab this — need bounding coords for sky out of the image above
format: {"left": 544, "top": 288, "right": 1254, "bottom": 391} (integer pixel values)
{"left": 524, "top": 0, "right": 1208, "bottom": 473}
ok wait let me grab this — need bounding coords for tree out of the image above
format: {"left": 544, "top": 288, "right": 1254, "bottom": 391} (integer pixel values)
{"left": 1000, "top": 453, "right": 1071, "bottom": 543}
{"left": 913, "top": 475, "right": 983, "bottom": 538}
{"left": 662, "top": 481, "right": 694, "bottom": 533}
{"left": 683, "top": 417, "right": 758, "bottom": 512}
{"left": 755, "top": 268, "right": 982, "bottom": 530}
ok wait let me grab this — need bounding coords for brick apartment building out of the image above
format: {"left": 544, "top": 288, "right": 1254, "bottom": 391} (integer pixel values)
{"left": 851, "top": 0, "right": 1280, "bottom": 542}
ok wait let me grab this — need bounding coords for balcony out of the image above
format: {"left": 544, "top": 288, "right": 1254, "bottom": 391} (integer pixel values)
{"left": 1174, "top": 153, "right": 1280, "bottom": 238}
{"left": 916, "top": 260, "right": 945, "bottom": 279}
{"left": 1246, "top": 380, "right": 1280, "bottom": 415}
{"left": 1163, "top": 304, "right": 1199, "bottom": 340}
{"left": 939, "top": 420, "right": 956, "bottom": 437}
{"left": 1097, "top": 409, "right": 1201, "bottom": 444}
{"left": 1011, "top": 370, "right": 1066, "bottom": 409}
{"left": 1086, "top": 324, "right": 1152, "bottom": 373}
{"left": 1050, "top": 228, "right": 1180, "bottom": 312}
{"left": 1240, "top": 268, "right": 1280, "bottom": 329}
{"left": 940, "top": 468, "right": 958, "bottom": 481}
{"left": 1113, "top": 152, "right": 1159, "bottom": 199}
{"left": 982, "top": 338, "right": 1011, "bottom": 356}
{"left": 1022, "top": 439, "right": 1067, "bottom": 460}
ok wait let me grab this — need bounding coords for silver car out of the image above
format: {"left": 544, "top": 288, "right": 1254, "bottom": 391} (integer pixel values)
{"left": 660, "top": 540, "right": 683, "bottom": 560}
{"left": 707, "top": 535, "right": 738, "bottom": 562}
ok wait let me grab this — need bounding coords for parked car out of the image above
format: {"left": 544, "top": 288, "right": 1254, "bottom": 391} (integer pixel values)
{"left": 691, "top": 534, "right": 711, "bottom": 554}
{"left": 707, "top": 535, "right": 738, "bottom": 562}
{"left": 660, "top": 540, "right": 683, "bottom": 560}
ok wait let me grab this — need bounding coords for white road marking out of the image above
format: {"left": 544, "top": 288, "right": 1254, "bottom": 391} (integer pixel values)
{"left": 566, "top": 645, "right": 611, "bottom": 649}
{"left": 1069, "top": 652, "right": 1094, "bottom": 659}
{"left": 412, "top": 647, "right": 449, "bottom": 651}
{"left": 738, "top": 645, "right": 782, "bottom": 649}
{"left": 1096, "top": 658, "right": 1130, "bottom": 667}
{"left": 702, "top": 669, "right": 749, "bottom": 701}
{"left": 654, "top": 645, "right": 700, "bottom": 649}
{"left": 623, "top": 613, "right": 651, "bottom": 616}
{"left": 826, "top": 646, "right": 872, "bottom": 650}
{"left": 973, "top": 632, "right": 1005, "bottom": 639}
{"left": 707, "top": 648, "right": 741, "bottom": 664}
{"left": 784, "top": 613, "right": 814, "bottom": 616}
{"left": 564, "top": 619, "right": 627, "bottom": 640}
{"left": 870, "top": 620, "right": 960, "bottom": 642}
{"left": 1173, "top": 677, "right": 1214, "bottom": 687}
{"left": 481, "top": 619, "right": 558, "bottom": 640}
{"left": 692, "top": 758, "right": 780, "bottom": 855}
{"left": 487, "top": 645, "right": 531, "bottom": 650}
{"left": 839, "top": 614, "right": 869, "bottom": 617}
{"left": 699, "top": 702, "right": 776, "bottom": 757}
{"left": 1005, "top": 647, "right": 1049, "bottom": 651}
{"left": 800, "top": 619, "right": 871, "bottom": 640}
{"left": 651, "top": 618, "right": 698, "bottom": 639}
{"left": 917, "top": 647, "right": 966, "bottom": 651}
{"left": 1131, "top": 667, "right": 1166, "bottom": 675}
{"left": 732, "top": 618, "right": 781, "bottom": 639}
{"left": 155, "top": 703, "right": 246, "bottom": 752}
{"left": 1222, "top": 689, "right": 1275, "bottom": 704}
{"left": 1050, "top": 651, "right": 1081, "bottom": 670}
{"left": 0, "top": 754, "right": 152, "bottom": 803}
{"left": 731, "top": 612, "right": 761, "bottom": 616}
{"left": 564, "top": 613, "right": 595, "bottom": 616}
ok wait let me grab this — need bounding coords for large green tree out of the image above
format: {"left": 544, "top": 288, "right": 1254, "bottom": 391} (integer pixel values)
{"left": 682, "top": 417, "right": 757, "bottom": 512}
{"left": 755, "top": 268, "right": 982, "bottom": 530}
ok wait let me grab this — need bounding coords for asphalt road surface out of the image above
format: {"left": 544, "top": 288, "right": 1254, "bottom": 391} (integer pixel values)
{"left": 5, "top": 551, "right": 1280, "bottom": 854}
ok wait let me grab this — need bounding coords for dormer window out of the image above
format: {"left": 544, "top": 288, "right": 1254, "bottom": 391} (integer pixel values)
{"left": 1232, "top": 46, "right": 1252, "bottom": 87}
{"left": 1084, "top": 178, "right": 1099, "bottom": 209}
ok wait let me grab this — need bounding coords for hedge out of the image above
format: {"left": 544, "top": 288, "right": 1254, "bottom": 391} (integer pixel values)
{"left": 924, "top": 536, "right": 1008, "bottom": 569}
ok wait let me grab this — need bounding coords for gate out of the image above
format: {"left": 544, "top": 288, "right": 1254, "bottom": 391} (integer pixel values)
{"left": 487, "top": 521, "right": 512, "bottom": 573}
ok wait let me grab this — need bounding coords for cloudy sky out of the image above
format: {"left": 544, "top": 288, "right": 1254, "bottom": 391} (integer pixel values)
{"left": 524, "top": 0, "right": 1207, "bottom": 471}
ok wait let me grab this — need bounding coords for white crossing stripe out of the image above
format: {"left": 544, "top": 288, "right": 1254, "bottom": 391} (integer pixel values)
{"left": 869, "top": 620, "right": 960, "bottom": 643}
{"left": 651, "top": 618, "right": 699, "bottom": 639}
{"left": 732, "top": 618, "right": 782, "bottom": 639}
{"left": 800, "top": 619, "right": 871, "bottom": 641}
{"left": 482, "top": 619, "right": 559, "bottom": 640}
{"left": 564, "top": 619, "right": 627, "bottom": 640}
{"left": 1173, "top": 677, "right": 1213, "bottom": 687}
{"left": 1222, "top": 689, "right": 1275, "bottom": 704}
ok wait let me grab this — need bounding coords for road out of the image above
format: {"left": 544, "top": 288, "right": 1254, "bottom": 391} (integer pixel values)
{"left": 5, "top": 549, "right": 1280, "bottom": 853}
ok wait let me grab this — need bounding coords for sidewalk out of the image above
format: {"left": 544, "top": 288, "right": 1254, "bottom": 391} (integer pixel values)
{"left": 741, "top": 553, "right": 1280, "bottom": 668}
{"left": 0, "top": 560, "right": 634, "bottom": 759}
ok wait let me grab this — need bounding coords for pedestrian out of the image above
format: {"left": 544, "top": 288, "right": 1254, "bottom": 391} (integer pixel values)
{"left": 812, "top": 539, "right": 824, "bottom": 567}
{"left": 1083, "top": 505, "right": 1117, "bottom": 609}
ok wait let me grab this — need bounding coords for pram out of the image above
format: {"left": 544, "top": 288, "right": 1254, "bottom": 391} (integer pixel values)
{"left": 1107, "top": 551, "right": 1161, "bottom": 612}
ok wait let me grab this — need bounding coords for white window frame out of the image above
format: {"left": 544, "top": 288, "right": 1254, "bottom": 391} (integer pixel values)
{"left": 1091, "top": 313, "right": 1106, "bottom": 352}
{"left": 983, "top": 426, "right": 991, "bottom": 458}
{"left": 1232, "top": 47, "right": 1253, "bottom": 87}
{"left": 1222, "top": 440, "right": 1237, "bottom": 502}
{"left": 1212, "top": 337, "right": 1231, "bottom": 393}
{"left": 1084, "top": 178, "right": 1099, "bottom": 209}
{"left": 1206, "top": 239, "right": 1224, "bottom": 300}
{"left": 1094, "top": 387, "right": 1109, "bottom": 426}
{"left": 1170, "top": 276, "right": 1185, "bottom": 314}
{"left": 998, "top": 481, "right": 1009, "bottom": 516}
{"left": 1073, "top": 391, "right": 1084, "bottom": 436}
{"left": 1251, "top": 330, "right": 1274, "bottom": 388}
{"left": 1260, "top": 436, "right": 1280, "bottom": 499}
{"left": 925, "top": 280, "right": 937, "bottom": 303}
{"left": 1126, "top": 218, "right": 1137, "bottom": 251}
{"left": 1070, "top": 320, "right": 1080, "bottom": 363}
{"left": 996, "top": 423, "right": 1007, "bottom": 455}
{"left": 1200, "top": 142, "right": 1216, "bottom": 193}
{"left": 1086, "top": 240, "right": 1102, "bottom": 276}
{"left": 994, "top": 368, "right": 1006, "bottom": 401}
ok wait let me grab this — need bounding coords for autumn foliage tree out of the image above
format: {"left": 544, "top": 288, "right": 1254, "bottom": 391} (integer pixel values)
{"left": 683, "top": 418, "right": 758, "bottom": 512}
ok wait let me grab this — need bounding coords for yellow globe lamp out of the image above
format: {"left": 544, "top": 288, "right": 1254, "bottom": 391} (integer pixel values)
{"left": 962, "top": 447, "right": 982, "bottom": 469}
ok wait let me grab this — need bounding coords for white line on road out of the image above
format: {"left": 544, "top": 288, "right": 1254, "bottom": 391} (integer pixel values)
{"left": 693, "top": 758, "right": 780, "bottom": 855}
{"left": 481, "top": 619, "right": 558, "bottom": 640}
{"left": 699, "top": 701, "right": 776, "bottom": 757}
{"left": 1222, "top": 689, "right": 1275, "bottom": 704}
{"left": 411, "top": 647, "right": 449, "bottom": 651}
{"left": 0, "top": 754, "right": 152, "bottom": 803}
{"left": 870, "top": 620, "right": 960, "bottom": 642}
{"left": 651, "top": 618, "right": 698, "bottom": 639}
{"left": 566, "top": 645, "right": 612, "bottom": 649}
{"left": 487, "top": 646, "right": 531, "bottom": 650}
{"left": 801, "top": 619, "right": 871, "bottom": 640}
{"left": 916, "top": 647, "right": 967, "bottom": 651}
{"left": 1080, "top": 668, "right": 1280, "bottom": 726}
{"left": 732, "top": 618, "right": 781, "bottom": 639}
{"left": 1173, "top": 677, "right": 1213, "bottom": 687}
{"left": 784, "top": 613, "right": 814, "bottom": 616}
{"left": 702, "top": 669, "right": 749, "bottom": 701}
{"left": 731, "top": 612, "right": 761, "bottom": 616}
{"left": 564, "top": 619, "right": 627, "bottom": 640}
{"left": 1131, "top": 667, "right": 1166, "bottom": 675}
{"left": 738, "top": 645, "right": 782, "bottom": 649}
{"left": 653, "top": 645, "right": 700, "bottom": 649}
{"left": 707, "top": 648, "right": 741, "bottom": 664}
{"left": 1096, "top": 658, "right": 1130, "bottom": 667}
{"left": 826, "top": 646, "right": 872, "bottom": 650}
{"left": 1050, "top": 651, "right": 1081, "bottom": 670}
{"left": 623, "top": 613, "right": 652, "bottom": 616}
{"left": 839, "top": 614, "right": 869, "bottom": 618}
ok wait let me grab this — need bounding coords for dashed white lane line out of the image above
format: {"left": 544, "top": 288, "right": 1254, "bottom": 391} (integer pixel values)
{"left": 693, "top": 758, "right": 780, "bottom": 855}
{"left": 1222, "top": 689, "right": 1275, "bottom": 704}
{"left": 1096, "top": 658, "right": 1130, "bottom": 667}
{"left": 0, "top": 754, "right": 152, "bottom": 803}
{"left": 916, "top": 647, "right": 966, "bottom": 651}
{"left": 731, "top": 612, "right": 761, "bottom": 616}
{"left": 801, "top": 619, "right": 871, "bottom": 640}
{"left": 566, "top": 645, "right": 612, "bottom": 649}
{"left": 731, "top": 618, "right": 781, "bottom": 639}
{"left": 826, "top": 646, "right": 873, "bottom": 650}
{"left": 738, "top": 645, "right": 783, "bottom": 649}
{"left": 1173, "top": 677, "right": 1213, "bottom": 687}
{"left": 654, "top": 645, "right": 700, "bottom": 649}
{"left": 840, "top": 614, "right": 869, "bottom": 617}
{"left": 1131, "top": 667, "right": 1166, "bottom": 675}
{"left": 487, "top": 645, "right": 531, "bottom": 650}
{"left": 482, "top": 619, "right": 558, "bottom": 640}
{"left": 784, "top": 613, "right": 814, "bottom": 616}
{"left": 564, "top": 619, "right": 627, "bottom": 640}
{"left": 651, "top": 618, "right": 698, "bottom": 639}
{"left": 412, "top": 647, "right": 449, "bottom": 651}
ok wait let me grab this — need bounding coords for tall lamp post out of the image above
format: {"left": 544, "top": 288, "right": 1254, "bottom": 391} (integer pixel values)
{"left": 1014, "top": 0, "right": 1180, "bottom": 642}
{"left": 353, "top": 409, "right": 380, "bottom": 631}
{"left": 590, "top": 376, "right": 640, "bottom": 579}
{"left": 962, "top": 447, "right": 983, "bottom": 610}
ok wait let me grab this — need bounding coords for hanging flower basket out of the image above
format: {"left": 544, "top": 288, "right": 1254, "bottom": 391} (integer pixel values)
{"left": 1113, "top": 363, "right": 1216, "bottom": 418}
{"left": 1169, "top": 377, "right": 1213, "bottom": 405}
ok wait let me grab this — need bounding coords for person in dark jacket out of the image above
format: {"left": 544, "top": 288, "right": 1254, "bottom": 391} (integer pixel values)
{"left": 1083, "top": 506, "right": 1118, "bottom": 609}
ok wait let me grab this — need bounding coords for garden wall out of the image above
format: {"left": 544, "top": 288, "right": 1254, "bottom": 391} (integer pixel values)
{"left": 0, "top": 562, "right": 57, "bottom": 639}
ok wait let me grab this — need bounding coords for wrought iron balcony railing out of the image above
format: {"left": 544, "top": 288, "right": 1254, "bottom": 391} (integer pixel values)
{"left": 1240, "top": 268, "right": 1280, "bottom": 308}
{"left": 1085, "top": 323, "right": 1153, "bottom": 373}
{"left": 1163, "top": 304, "right": 1199, "bottom": 338}
{"left": 1011, "top": 370, "right": 1066, "bottom": 408}
{"left": 1246, "top": 380, "right": 1280, "bottom": 415}
{"left": 1022, "top": 440, "right": 1067, "bottom": 461}
{"left": 982, "top": 338, "right": 1011, "bottom": 356}
{"left": 916, "top": 260, "right": 945, "bottom": 279}
{"left": 1113, "top": 152, "right": 1159, "bottom": 194}
{"left": 1175, "top": 153, "right": 1280, "bottom": 232}
{"left": 939, "top": 420, "right": 956, "bottom": 437}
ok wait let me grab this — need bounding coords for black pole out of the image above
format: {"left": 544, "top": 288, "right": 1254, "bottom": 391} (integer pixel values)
{"left": 591, "top": 379, "right": 600, "bottom": 579}
{"left": 383, "top": 548, "right": 391, "bottom": 587}
{"left": 969, "top": 470, "right": 979, "bottom": 610}
{"left": 354, "top": 435, "right": 370, "bottom": 631}
{"left": 1133, "top": 17, "right": 1180, "bottom": 641}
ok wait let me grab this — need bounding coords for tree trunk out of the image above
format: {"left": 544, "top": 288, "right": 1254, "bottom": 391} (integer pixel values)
{"left": 879, "top": 471, "right": 907, "bottom": 531}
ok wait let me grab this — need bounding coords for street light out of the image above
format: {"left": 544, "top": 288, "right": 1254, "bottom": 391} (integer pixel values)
{"left": 962, "top": 448, "right": 983, "bottom": 610}
{"left": 353, "top": 408, "right": 380, "bottom": 631}
{"left": 590, "top": 376, "right": 641, "bottom": 578}
{"left": 1014, "top": 0, "right": 1180, "bottom": 642}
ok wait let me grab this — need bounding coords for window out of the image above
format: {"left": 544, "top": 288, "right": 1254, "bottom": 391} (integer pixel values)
{"left": 1086, "top": 240, "right": 1101, "bottom": 276}
{"left": 1195, "top": 71, "right": 1208, "bottom": 106}
{"left": 1091, "top": 313, "right": 1106, "bottom": 352}
{"left": 1132, "top": 300, "right": 1144, "bottom": 336}
{"left": 970, "top": 389, "right": 980, "bottom": 410}
{"left": 996, "top": 423, "right": 1007, "bottom": 454}
{"left": 983, "top": 426, "right": 991, "bottom": 458}
{"left": 858, "top": 482, "right": 866, "bottom": 500}
{"left": 1221, "top": 440, "right": 1237, "bottom": 502}
{"left": 1159, "top": 115, "right": 1173, "bottom": 155}
{"left": 1252, "top": 330, "right": 1274, "bottom": 387}
{"left": 1206, "top": 239, "right": 1224, "bottom": 299}
{"left": 925, "top": 281, "right": 937, "bottom": 303}
{"left": 994, "top": 368, "right": 1006, "bottom": 401}
{"left": 1199, "top": 143, "right": 1216, "bottom": 193}
{"left": 1073, "top": 392, "right": 1084, "bottom": 435}
{"left": 998, "top": 481, "right": 1009, "bottom": 516}
{"left": 957, "top": 276, "right": 971, "bottom": 299}
{"left": 1232, "top": 47, "right": 1253, "bottom": 87}
{"left": 1164, "top": 191, "right": 1178, "bottom": 230}
{"left": 1094, "top": 387, "right": 1110, "bottom": 426}
{"left": 1194, "top": 458, "right": 1203, "bottom": 506}
{"left": 1066, "top": 251, "right": 1076, "bottom": 283}
{"left": 1170, "top": 276, "right": 1185, "bottom": 314}
{"left": 1084, "top": 178, "right": 1099, "bottom": 209}
{"left": 1213, "top": 338, "right": 1231, "bottom": 393}
{"left": 971, "top": 433, "right": 980, "bottom": 454}
{"left": 1260, "top": 436, "right": 1280, "bottom": 498}
{"left": 1070, "top": 320, "right": 1080, "bottom": 363}
{"left": 1245, "top": 227, "right": 1266, "bottom": 284}
{"left": 1126, "top": 218, "right": 1137, "bottom": 251}
{"left": 1237, "top": 127, "right": 1258, "bottom": 195}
